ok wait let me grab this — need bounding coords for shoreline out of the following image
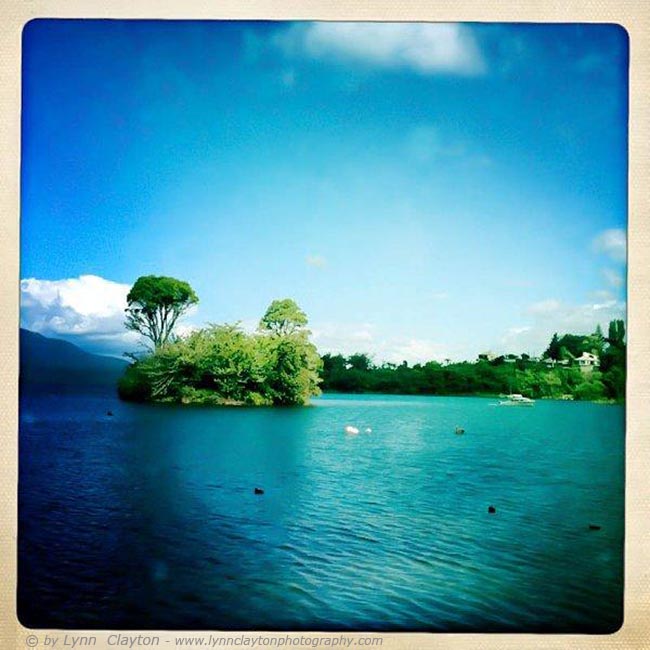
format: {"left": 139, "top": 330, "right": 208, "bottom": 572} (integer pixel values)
{"left": 118, "top": 390, "right": 624, "bottom": 407}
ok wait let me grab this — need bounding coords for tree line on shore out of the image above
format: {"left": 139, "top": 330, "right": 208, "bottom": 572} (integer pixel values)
{"left": 321, "top": 321, "right": 625, "bottom": 401}
{"left": 118, "top": 276, "right": 625, "bottom": 405}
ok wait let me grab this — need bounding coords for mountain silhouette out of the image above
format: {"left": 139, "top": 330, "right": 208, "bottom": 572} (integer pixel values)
{"left": 20, "top": 329, "right": 128, "bottom": 389}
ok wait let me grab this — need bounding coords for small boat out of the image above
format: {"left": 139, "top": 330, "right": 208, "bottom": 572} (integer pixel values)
{"left": 498, "top": 393, "right": 535, "bottom": 407}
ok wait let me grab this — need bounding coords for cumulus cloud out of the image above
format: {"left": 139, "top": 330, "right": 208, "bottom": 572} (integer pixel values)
{"left": 602, "top": 267, "right": 625, "bottom": 289}
{"left": 527, "top": 299, "right": 561, "bottom": 315}
{"left": 499, "top": 326, "right": 533, "bottom": 351}
{"left": 174, "top": 322, "right": 201, "bottom": 338}
{"left": 20, "top": 275, "right": 140, "bottom": 355}
{"left": 274, "top": 22, "right": 485, "bottom": 76}
{"left": 500, "top": 297, "right": 626, "bottom": 356}
{"left": 311, "top": 321, "right": 449, "bottom": 365}
{"left": 21, "top": 275, "right": 203, "bottom": 356}
{"left": 593, "top": 228, "right": 626, "bottom": 263}
{"left": 311, "top": 322, "right": 375, "bottom": 357}
{"left": 382, "top": 337, "right": 449, "bottom": 365}
{"left": 505, "top": 229, "right": 627, "bottom": 356}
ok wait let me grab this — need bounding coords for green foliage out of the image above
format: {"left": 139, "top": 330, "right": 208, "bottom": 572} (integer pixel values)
{"left": 588, "top": 324, "right": 606, "bottom": 355}
{"left": 544, "top": 325, "right": 611, "bottom": 361}
{"left": 125, "top": 275, "right": 198, "bottom": 350}
{"left": 259, "top": 299, "right": 308, "bottom": 336}
{"left": 117, "top": 363, "right": 152, "bottom": 402}
{"left": 264, "top": 334, "right": 323, "bottom": 405}
{"left": 608, "top": 320, "right": 625, "bottom": 347}
{"left": 601, "top": 365, "right": 625, "bottom": 400}
{"left": 121, "top": 297, "right": 626, "bottom": 406}
{"left": 348, "top": 353, "right": 373, "bottom": 372}
{"left": 545, "top": 333, "right": 561, "bottom": 360}
{"left": 319, "top": 319, "right": 625, "bottom": 402}
{"left": 120, "top": 299, "right": 321, "bottom": 406}
{"left": 574, "top": 376, "right": 607, "bottom": 401}
{"left": 600, "top": 319, "right": 626, "bottom": 397}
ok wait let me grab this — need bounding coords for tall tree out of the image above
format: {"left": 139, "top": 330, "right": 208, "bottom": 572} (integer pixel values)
{"left": 265, "top": 335, "right": 323, "bottom": 405}
{"left": 607, "top": 319, "right": 626, "bottom": 348}
{"left": 258, "top": 299, "right": 321, "bottom": 403}
{"left": 125, "top": 275, "right": 198, "bottom": 350}
{"left": 544, "top": 333, "right": 561, "bottom": 360}
{"left": 348, "top": 353, "right": 373, "bottom": 372}
{"left": 259, "top": 299, "right": 308, "bottom": 336}
{"left": 585, "top": 324, "right": 605, "bottom": 355}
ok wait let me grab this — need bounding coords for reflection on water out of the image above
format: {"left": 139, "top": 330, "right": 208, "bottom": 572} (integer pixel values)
{"left": 19, "top": 390, "right": 624, "bottom": 631}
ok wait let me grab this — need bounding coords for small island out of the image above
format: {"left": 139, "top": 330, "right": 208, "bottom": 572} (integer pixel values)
{"left": 118, "top": 275, "right": 625, "bottom": 406}
{"left": 118, "top": 276, "right": 322, "bottom": 406}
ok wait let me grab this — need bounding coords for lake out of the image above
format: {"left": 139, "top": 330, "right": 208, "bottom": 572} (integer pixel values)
{"left": 18, "top": 389, "right": 624, "bottom": 632}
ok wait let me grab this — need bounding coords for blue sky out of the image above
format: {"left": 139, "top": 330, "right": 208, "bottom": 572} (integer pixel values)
{"left": 20, "top": 20, "right": 628, "bottom": 361}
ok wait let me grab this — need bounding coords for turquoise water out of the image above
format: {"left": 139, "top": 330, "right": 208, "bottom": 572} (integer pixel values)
{"left": 19, "top": 390, "right": 624, "bottom": 631}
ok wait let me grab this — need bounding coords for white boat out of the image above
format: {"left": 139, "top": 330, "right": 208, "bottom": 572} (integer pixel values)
{"left": 498, "top": 393, "right": 535, "bottom": 406}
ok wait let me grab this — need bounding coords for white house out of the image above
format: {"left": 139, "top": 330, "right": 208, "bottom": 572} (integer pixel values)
{"left": 575, "top": 352, "right": 600, "bottom": 372}
{"left": 543, "top": 357, "right": 570, "bottom": 368}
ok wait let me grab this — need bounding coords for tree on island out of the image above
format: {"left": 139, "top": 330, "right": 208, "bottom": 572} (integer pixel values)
{"left": 258, "top": 298, "right": 322, "bottom": 405}
{"left": 125, "top": 275, "right": 198, "bottom": 350}
{"left": 259, "top": 299, "right": 308, "bottom": 336}
{"left": 119, "top": 294, "right": 322, "bottom": 406}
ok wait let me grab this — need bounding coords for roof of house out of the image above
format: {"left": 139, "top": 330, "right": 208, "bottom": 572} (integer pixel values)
{"left": 576, "top": 352, "right": 599, "bottom": 361}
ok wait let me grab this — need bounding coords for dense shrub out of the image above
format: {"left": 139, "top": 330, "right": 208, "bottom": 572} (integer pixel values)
{"left": 119, "top": 307, "right": 322, "bottom": 406}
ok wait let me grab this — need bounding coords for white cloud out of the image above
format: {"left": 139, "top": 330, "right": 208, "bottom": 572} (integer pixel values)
{"left": 19, "top": 275, "right": 194, "bottom": 356}
{"left": 602, "top": 267, "right": 625, "bottom": 289}
{"left": 527, "top": 299, "right": 561, "bottom": 315}
{"left": 591, "top": 289, "right": 613, "bottom": 300}
{"left": 593, "top": 228, "right": 626, "bottom": 263}
{"left": 311, "top": 322, "right": 375, "bottom": 357}
{"left": 306, "top": 254, "right": 327, "bottom": 268}
{"left": 382, "top": 337, "right": 448, "bottom": 365}
{"left": 499, "top": 298, "right": 626, "bottom": 356}
{"left": 507, "top": 326, "right": 532, "bottom": 337}
{"left": 174, "top": 321, "right": 201, "bottom": 339}
{"left": 311, "top": 321, "right": 449, "bottom": 365}
{"left": 274, "top": 22, "right": 485, "bottom": 76}
{"left": 499, "top": 326, "right": 533, "bottom": 351}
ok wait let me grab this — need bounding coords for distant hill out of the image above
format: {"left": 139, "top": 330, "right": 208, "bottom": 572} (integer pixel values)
{"left": 20, "top": 329, "right": 129, "bottom": 389}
